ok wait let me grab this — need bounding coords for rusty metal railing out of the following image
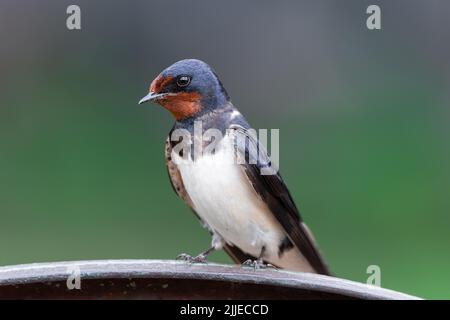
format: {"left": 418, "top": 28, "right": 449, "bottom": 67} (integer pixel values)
{"left": 0, "top": 260, "right": 420, "bottom": 299}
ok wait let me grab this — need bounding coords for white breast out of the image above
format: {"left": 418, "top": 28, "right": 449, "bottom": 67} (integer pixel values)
{"left": 172, "top": 134, "right": 284, "bottom": 259}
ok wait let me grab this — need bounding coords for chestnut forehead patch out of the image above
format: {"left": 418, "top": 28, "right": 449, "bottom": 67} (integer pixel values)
{"left": 150, "top": 75, "right": 174, "bottom": 93}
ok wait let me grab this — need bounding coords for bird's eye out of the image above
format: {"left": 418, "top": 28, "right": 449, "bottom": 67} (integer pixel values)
{"left": 176, "top": 75, "right": 191, "bottom": 87}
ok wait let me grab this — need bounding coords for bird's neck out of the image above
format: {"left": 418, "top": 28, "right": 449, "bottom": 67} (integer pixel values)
{"left": 174, "top": 102, "right": 235, "bottom": 133}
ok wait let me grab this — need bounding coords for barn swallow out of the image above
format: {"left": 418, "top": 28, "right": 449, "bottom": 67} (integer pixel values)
{"left": 139, "top": 59, "right": 330, "bottom": 275}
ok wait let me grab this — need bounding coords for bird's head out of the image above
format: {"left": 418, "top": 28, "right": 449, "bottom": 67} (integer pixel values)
{"left": 139, "top": 59, "right": 230, "bottom": 121}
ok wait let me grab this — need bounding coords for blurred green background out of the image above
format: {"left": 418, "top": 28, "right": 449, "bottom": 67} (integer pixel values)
{"left": 1, "top": 0, "right": 449, "bottom": 299}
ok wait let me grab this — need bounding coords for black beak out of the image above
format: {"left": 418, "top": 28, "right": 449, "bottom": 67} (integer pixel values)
{"left": 138, "top": 92, "right": 168, "bottom": 104}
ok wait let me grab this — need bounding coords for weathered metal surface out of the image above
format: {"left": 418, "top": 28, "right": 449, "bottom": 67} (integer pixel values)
{"left": 0, "top": 260, "right": 420, "bottom": 299}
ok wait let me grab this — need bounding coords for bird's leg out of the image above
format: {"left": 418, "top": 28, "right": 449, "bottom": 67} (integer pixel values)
{"left": 177, "top": 233, "right": 223, "bottom": 264}
{"left": 242, "top": 247, "right": 277, "bottom": 270}
{"left": 177, "top": 246, "right": 215, "bottom": 264}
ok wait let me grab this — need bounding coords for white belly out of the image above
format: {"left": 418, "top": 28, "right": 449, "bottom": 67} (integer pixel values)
{"left": 172, "top": 135, "right": 284, "bottom": 259}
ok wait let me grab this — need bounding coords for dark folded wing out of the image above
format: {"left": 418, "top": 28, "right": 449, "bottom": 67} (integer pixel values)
{"left": 229, "top": 125, "right": 331, "bottom": 275}
{"left": 164, "top": 136, "right": 255, "bottom": 264}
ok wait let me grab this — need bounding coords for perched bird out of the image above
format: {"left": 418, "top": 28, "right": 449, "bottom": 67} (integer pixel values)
{"left": 139, "top": 59, "right": 330, "bottom": 275}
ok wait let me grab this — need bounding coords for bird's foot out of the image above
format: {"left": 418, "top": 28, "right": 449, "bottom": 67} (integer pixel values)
{"left": 241, "top": 259, "right": 277, "bottom": 271}
{"left": 176, "top": 253, "right": 208, "bottom": 264}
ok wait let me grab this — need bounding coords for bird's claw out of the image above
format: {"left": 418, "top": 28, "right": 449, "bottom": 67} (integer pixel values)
{"left": 241, "top": 259, "right": 277, "bottom": 270}
{"left": 176, "top": 253, "right": 208, "bottom": 264}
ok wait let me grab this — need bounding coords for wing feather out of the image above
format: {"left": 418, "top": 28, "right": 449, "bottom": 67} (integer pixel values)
{"left": 229, "top": 125, "right": 331, "bottom": 275}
